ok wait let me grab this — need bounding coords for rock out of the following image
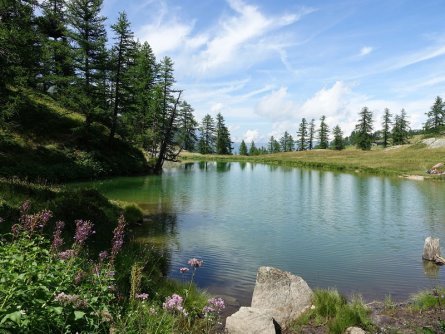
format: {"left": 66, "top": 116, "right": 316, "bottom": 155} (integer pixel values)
{"left": 251, "top": 266, "right": 313, "bottom": 327}
{"left": 423, "top": 237, "right": 440, "bottom": 261}
{"left": 345, "top": 327, "right": 366, "bottom": 334}
{"left": 225, "top": 307, "right": 278, "bottom": 334}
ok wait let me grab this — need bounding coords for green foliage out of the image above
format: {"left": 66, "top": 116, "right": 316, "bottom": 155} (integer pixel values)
{"left": 268, "top": 136, "right": 281, "bottom": 153}
{"left": 291, "top": 289, "right": 373, "bottom": 334}
{"left": 332, "top": 125, "right": 345, "bottom": 150}
{"left": 0, "top": 234, "right": 116, "bottom": 333}
{"left": 355, "top": 107, "right": 374, "bottom": 150}
{"left": 239, "top": 140, "right": 248, "bottom": 155}
{"left": 215, "top": 113, "right": 232, "bottom": 155}
{"left": 280, "top": 131, "right": 294, "bottom": 152}
{"left": 382, "top": 108, "right": 392, "bottom": 148}
{"left": 297, "top": 118, "right": 308, "bottom": 151}
{"left": 318, "top": 115, "right": 330, "bottom": 149}
{"left": 411, "top": 287, "right": 445, "bottom": 311}
{"left": 392, "top": 109, "right": 410, "bottom": 145}
{"left": 198, "top": 114, "right": 216, "bottom": 154}
{"left": 425, "top": 96, "right": 445, "bottom": 133}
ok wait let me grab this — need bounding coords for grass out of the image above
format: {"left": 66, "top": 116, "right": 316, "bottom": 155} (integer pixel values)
{"left": 0, "top": 88, "right": 150, "bottom": 182}
{"left": 410, "top": 287, "right": 445, "bottom": 311}
{"left": 180, "top": 140, "right": 445, "bottom": 178}
{"left": 290, "top": 289, "right": 374, "bottom": 334}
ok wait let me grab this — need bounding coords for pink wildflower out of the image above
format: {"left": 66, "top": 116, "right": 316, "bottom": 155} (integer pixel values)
{"left": 74, "top": 220, "right": 94, "bottom": 245}
{"left": 51, "top": 221, "right": 65, "bottom": 252}
{"left": 136, "top": 293, "right": 149, "bottom": 301}
{"left": 54, "top": 292, "right": 88, "bottom": 308}
{"left": 99, "top": 250, "right": 109, "bottom": 262}
{"left": 58, "top": 249, "right": 76, "bottom": 260}
{"left": 111, "top": 214, "right": 126, "bottom": 262}
{"left": 163, "top": 294, "right": 186, "bottom": 314}
{"left": 188, "top": 258, "right": 203, "bottom": 268}
{"left": 203, "top": 297, "right": 225, "bottom": 315}
{"left": 179, "top": 267, "right": 189, "bottom": 273}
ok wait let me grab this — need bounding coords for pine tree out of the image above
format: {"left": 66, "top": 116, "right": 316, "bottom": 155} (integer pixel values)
{"left": 239, "top": 140, "right": 248, "bottom": 155}
{"left": 249, "top": 141, "right": 258, "bottom": 156}
{"left": 381, "top": 108, "right": 392, "bottom": 148}
{"left": 39, "top": 0, "right": 73, "bottom": 93}
{"left": 308, "top": 119, "right": 315, "bottom": 150}
{"left": 0, "top": 0, "right": 41, "bottom": 93}
{"left": 198, "top": 114, "right": 216, "bottom": 154}
{"left": 425, "top": 96, "right": 444, "bottom": 133}
{"left": 332, "top": 125, "right": 344, "bottom": 150}
{"left": 318, "top": 115, "right": 329, "bottom": 149}
{"left": 268, "top": 136, "right": 280, "bottom": 153}
{"left": 67, "top": 0, "right": 107, "bottom": 125}
{"left": 355, "top": 107, "right": 374, "bottom": 150}
{"left": 392, "top": 109, "right": 410, "bottom": 145}
{"left": 153, "top": 57, "right": 183, "bottom": 171}
{"left": 215, "top": 113, "right": 232, "bottom": 155}
{"left": 177, "top": 101, "right": 198, "bottom": 152}
{"left": 109, "top": 11, "right": 136, "bottom": 143}
{"left": 279, "top": 131, "right": 294, "bottom": 152}
{"left": 296, "top": 118, "right": 308, "bottom": 151}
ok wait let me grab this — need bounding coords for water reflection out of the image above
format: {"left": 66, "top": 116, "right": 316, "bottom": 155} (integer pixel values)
{"left": 69, "top": 163, "right": 445, "bottom": 304}
{"left": 423, "top": 260, "right": 441, "bottom": 279}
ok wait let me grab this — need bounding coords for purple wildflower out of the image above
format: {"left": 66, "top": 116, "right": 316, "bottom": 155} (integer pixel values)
{"left": 18, "top": 205, "right": 53, "bottom": 234}
{"left": 51, "top": 221, "right": 65, "bottom": 252}
{"left": 163, "top": 294, "right": 185, "bottom": 314}
{"left": 74, "top": 220, "right": 94, "bottom": 246}
{"left": 74, "top": 270, "right": 85, "bottom": 285}
{"left": 58, "top": 249, "right": 76, "bottom": 260}
{"left": 179, "top": 267, "right": 189, "bottom": 273}
{"left": 135, "top": 293, "right": 149, "bottom": 301}
{"left": 99, "top": 250, "right": 109, "bottom": 262}
{"left": 203, "top": 297, "right": 225, "bottom": 315}
{"left": 20, "top": 200, "right": 31, "bottom": 215}
{"left": 11, "top": 224, "right": 21, "bottom": 237}
{"left": 188, "top": 258, "right": 203, "bottom": 268}
{"left": 54, "top": 292, "right": 87, "bottom": 308}
{"left": 111, "top": 214, "right": 126, "bottom": 262}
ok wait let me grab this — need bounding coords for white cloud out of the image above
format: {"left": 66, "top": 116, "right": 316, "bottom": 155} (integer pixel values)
{"left": 359, "top": 46, "right": 373, "bottom": 56}
{"left": 210, "top": 103, "right": 224, "bottom": 114}
{"left": 255, "top": 87, "right": 298, "bottom": 121}
{"left": 138, "top": 21, "right": 193, "bottom": 55}
{"left": 243, "top": 129, "right": 260, "bottom": 143}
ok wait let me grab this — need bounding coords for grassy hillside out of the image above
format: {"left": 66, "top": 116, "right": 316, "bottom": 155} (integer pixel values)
{"left": 181, "top": 139, "right": 445, "bottom": 178}
{"left": 0, "top": 88, "right": 150, "bottom": 182}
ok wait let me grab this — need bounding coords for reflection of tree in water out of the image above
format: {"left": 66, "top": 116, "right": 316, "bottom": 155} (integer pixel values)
{"left": 183, "top": 162, "right": 194, "bottom": 171}
{"left": 130, "top": 211, "right": 179, "bottom": 277}
{"left": 239, "top": 162, "right": 247, "bottom": 170}
{"left": 423, "top": 259, "right": 440, "bottom": 279}
{"left": 216, "top": 162, "right": 231, "bottom": 172}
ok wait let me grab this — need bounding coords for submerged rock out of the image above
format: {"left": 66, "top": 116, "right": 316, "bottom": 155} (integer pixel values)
{"left": 423, "top": 236, "right": 440, "bottom": 261}
{"left": 345, "top": 327, "right": 366, "bottom": 334}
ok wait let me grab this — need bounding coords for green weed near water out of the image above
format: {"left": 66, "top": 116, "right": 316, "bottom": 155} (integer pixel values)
{"left": 291, "top": 289, "right": 374, "bottom": 334}
{"left": 410, "top": 287, "right": 445, "bottom": 311}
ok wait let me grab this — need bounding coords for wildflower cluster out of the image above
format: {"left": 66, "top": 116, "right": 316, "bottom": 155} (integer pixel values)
{"left": 135, "top": 293, "right": 149, "bottom": 301}
{"left": 51, "top": 221, "right": 65, "bottom": 252}
{"left": 111, "top": 214, "right": 126, "bottom": 262}
{"left": 12, "top": 200, "right": 53, "bottom": 235}
{"left": 74, "top": 219, "right": 94, "bottom": 245}
{"left": 163, "top": 294, "right": 187, "bottom": 315}
{"left": 54, "top": 292, "right": 88, "bottom": 308}
{"left": 179, "top": 267, "right": 189, "bottom": 273}
{"left": 58, "top": 249, "right": 76, "bottom": 260}
{"left": 203, "top": 297, "right": 225, "bottom": 316}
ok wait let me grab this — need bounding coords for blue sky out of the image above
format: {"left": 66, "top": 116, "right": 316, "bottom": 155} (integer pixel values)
{"left": 103, "top": 0, "right": 445, "bottom": 143}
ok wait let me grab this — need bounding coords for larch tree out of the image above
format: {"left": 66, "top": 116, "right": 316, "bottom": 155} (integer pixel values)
{"left": 67, "top": 0, "right": 107, "bottom": 126}
{"left": 392, "top": 108, "right": 410, "bottom": 145}
{"left": 355, "top": 107, "right": 374, "bottom": 150}
{"left": 215, "top": 113, "right": 232, "bottom": 155}
{"left": 177, "top": 101, "right": 198, "bottom": 152}
{"left": 425, "top": 96, "right": 444, "bottom": 133}
{"left": 198, "top": 114, "right": 216, "bottom": 154}
{"left": 308, "top": 118, "right": 315, "bottom": 150}
{"left": 280, "top": 131, "right": 294, "bottom": 152}
{"left": 332, "top": 125, "right": 345, "bottom": 150}
{"left": 239, "top": 140, "right": 248, "bottom": 155}
{"left": 109, "top": 11, "right": 136, "bottom": 143}
{"left": 297, "top": 118, "right": 308, "bottom": 151}
{"left": 381, "top": 108, "right": 392, "bottom": 148}
{"left": 268, "top": 136, "right": 280, "bottom": 153}
{"left": 318, "top": 115, "right": 329, "bottom": 149}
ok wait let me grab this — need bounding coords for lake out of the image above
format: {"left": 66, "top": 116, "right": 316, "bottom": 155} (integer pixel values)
{"left": 72, "top": 162, "right": 445, "bottom": 306}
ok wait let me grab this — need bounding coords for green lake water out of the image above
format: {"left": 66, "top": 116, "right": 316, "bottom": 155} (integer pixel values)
{"left": 71, "top": 162, "right": 445, "bottom": 305}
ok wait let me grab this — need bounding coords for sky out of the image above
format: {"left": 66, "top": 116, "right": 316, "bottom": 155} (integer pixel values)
{"left": 102, "top": 0, "right": 445, "bottom": 143}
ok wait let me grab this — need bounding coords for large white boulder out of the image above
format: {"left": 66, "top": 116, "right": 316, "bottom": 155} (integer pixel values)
{"left": 225, "top": 307, "right": 277, "bottom": 334}
{"left": 251, "top": 266, "right": 313, "bottom": 326}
